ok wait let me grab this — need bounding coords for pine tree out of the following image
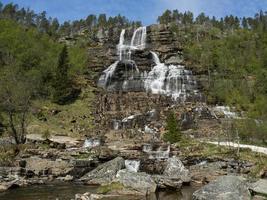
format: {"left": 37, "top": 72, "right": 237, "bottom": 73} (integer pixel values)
{"left": 163, "top": 111, "right": 181, "bottom": 144}
{"left": 52, "top": 45, "right": 72, "bottom": 104}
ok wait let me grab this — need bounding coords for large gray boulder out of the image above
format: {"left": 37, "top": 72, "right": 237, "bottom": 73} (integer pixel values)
{"left": 115, "top": 169, "right": 157, "bottom": 194}
{"left": 163, "top": 156, "right": 191, "bottom": 183}
{"left": 193, "top": 176, "right": 251, "bottom": 200}
{"left": 80, "top": 157, "right": 125, "bottom": 185}
{"left": 249, "top": 179, "right": 267, "bottom": 197}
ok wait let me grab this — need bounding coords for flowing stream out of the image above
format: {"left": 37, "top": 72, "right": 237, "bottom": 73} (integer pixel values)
{"left": 0, "top": 183, "right": 199, "bottom": 200}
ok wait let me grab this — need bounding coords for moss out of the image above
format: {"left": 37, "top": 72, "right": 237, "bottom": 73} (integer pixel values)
{"left": 97, "top": 182, "right": 125, "bottom": 194}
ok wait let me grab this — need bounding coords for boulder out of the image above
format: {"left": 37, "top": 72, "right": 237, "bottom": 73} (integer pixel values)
{"left": 152, "top": 175, "right": 182, "bottom": 190}
{"left": 25, "top": 157, "right": 73, "bottom": 177}
{"left": 249, "top": 179, "right": 267, "bottom": 197}
{"left": 115, "top": 169, "right": 157, "bottom": 194}
{"left": 80, "top": 157, "right": 125, "bottom": 185}
{"left": 192, "top": 176, "right": 251, "bottom": 200}
{"left": 163, "top": 156, "right": 191, "bottom": 183}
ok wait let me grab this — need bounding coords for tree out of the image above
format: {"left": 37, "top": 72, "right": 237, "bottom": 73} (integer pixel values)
{"left": 158, "top": 10, "right": 172, "bottom": 24}
{"left": 163, "top": 111, "right": 181, "bottom": 144}
{"left": 52, "top": 45, "right": 72, "bottom": 104}
{"left": 0, "top": 69, "right": 33, "bottom": 144}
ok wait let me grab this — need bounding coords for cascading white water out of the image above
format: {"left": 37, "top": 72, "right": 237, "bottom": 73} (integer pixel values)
{"left": 99, "top": 27, "right": 147, "bottom": 88}
{"left": 145, "top": 51, "right": 198, "bottom": 101}
{"left": 118, "top": 29, "right": 125, "bottom": 61}
{"left": 125, "top": 160, "right": 140, "bottom": 172}
{"left": 143, "top": 144, "right": 170, "bottom": 160}
{"left": 102, "top": 61, "right": 119, "bottom": 86}
{"left": 131, "top": 26, "right": 146, "bottom": 49}
{"left": 83, "top": 138, "right": 100, "bottom": 148}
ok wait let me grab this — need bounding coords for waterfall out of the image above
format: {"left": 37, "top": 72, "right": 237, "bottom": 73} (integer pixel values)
{"left": 99, "top": 27, "right": 147, "bottom": 88}
{"left": 125, "top": 160, "right": 140, "bottom": 172}
{"left": 143, "top": 144, "right": 170, "bottom": 160}
{"left": 130, "top": 26, "right": 146, "bottom": 49}
{"left": 118, "top": 29, "right": 125, "bottom": 61}
{"left": 145, "top": 51, "right": 198, "bottom": 101}
{"left": 83, "top": 138, "right": 100, "bottom": 148}
{"left": 151, "top": 51, "right": 161, "bottom": 65}
{"left": 102, "top": 61, "right": 119, "bottom": 86}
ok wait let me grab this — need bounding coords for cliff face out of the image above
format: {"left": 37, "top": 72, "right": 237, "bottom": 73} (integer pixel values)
{"left": 85, "top": 25, "right": 218, "bottom": 142}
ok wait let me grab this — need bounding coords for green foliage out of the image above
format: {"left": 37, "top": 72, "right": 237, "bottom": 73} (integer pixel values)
{"left": 163, "top": 111, "right": 181, "bottom": 144}
{"left": 42, "top": 129, "right": 51, "bottom": 140}
{"left": 233, "top": 119, "right": 267, "bottom": 146}
{"left": 52, "top": 45, "right": 73, "bottom": 104}
{"left": 97, "top": 182, "right": 124, "bottom": 194}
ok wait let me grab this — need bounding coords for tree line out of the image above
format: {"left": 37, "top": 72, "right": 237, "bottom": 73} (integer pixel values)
{"left": 0, "top": 2, "right": 141, "bottom": 38}
{"left": 158, "top": 9, "right": 267, "bottom": 31}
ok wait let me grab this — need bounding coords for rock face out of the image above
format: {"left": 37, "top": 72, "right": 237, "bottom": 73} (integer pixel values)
{"left": 80, "top": 157, "right": 125, "bottom": 184}
{"left": 115, "top": 169, "right": 157, "bottom": 194}
{"left": 163, "top": 156, "right": 191, "bottom": 183}
{"left": 192, "top": 176, "right": 251, "bottom": 200}
{"left": 249, "top": 179, "right": 267, "bottom": 197}
{"left": 152, "top": 175, "right": 182, "bottom": 190}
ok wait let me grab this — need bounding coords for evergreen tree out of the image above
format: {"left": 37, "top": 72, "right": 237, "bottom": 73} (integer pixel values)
{"left": 52, "top": 45, "right": 72, "bottom": 104}
{"left": 163, "top": 111, "right": 181, "bottom": 144}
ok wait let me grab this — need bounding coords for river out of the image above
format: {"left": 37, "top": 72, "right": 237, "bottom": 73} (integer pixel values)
{"left": 0, "top": 183, "right": 199, "bottom": 200}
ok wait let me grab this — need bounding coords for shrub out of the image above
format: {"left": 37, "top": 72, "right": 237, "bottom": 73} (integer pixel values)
{"left": 163, "top": 111, "right": 182, "bottom": 144}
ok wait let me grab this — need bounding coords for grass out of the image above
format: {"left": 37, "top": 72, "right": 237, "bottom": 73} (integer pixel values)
{"left": 176, "top": 137, "right": 267, "bottom": 178}
{"left": 28, "top": 77, "right": 95, "bottom": 137}
{"left": 97, "top": 182, "right": 125, "bottom": 194}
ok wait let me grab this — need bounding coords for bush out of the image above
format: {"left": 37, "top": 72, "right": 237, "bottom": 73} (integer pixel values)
{"left": 42, "top": 129, "right": 51, "bottom": 140}
{"left": 163, "top": 111, "right": 181, "bottom": 144}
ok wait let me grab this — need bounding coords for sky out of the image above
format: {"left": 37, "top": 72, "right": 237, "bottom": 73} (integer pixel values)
{"left": 2, "top": 0, "right": 267, "bottom": 25}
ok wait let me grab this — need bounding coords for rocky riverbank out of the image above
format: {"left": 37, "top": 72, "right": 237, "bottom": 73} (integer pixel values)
{"left": 0, "top": 134, "right": 266, "bottom": 200}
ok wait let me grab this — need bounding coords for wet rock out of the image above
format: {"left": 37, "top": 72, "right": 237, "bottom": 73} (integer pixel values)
{"left": 165, "top": 54, "right": 183, "bottom": 65}
{"left": 163, "top": 156, "right": 191, "bottom": 183}
{"left": 57, "top": 175, "right": 74, "bottom": 182}
{"left": 80, "top": 157, "right": 125, "bottom": 184}
{"left": 192, "top": 176, "right": 251, "bottom": 200}
{"left": 152, "top": 175, "right": 182, "bottom": 190}
{"left": 115, "top": 169, "right": 157, "bottom": 194}
{"left": 249, "top": 179, "right": 267, "bottom": 197}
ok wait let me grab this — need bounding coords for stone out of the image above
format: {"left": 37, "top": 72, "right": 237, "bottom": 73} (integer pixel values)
{"left": 25, "top": 157, "right": 73, "bottom": 177}
{"left": 192, "top": 176, "right": 251, "bottom": 200}
{"left": 152, "top": 175, "right": 182, "bottom": 190}
{"left": 115, "top": 169, "right": 157, "bottom": 194}
{"left": 80, "top": 157, "right": 125, "bottom": 185}
{"left": 249, "top": 179, "right": 267, "bottom": 197}
{"left": 57, "top": 175, "right": 74, "bottom": 182}
{"left": 163, "top": 156, "right": 191, "bottom": 183}
{"left": 18, "top": 160, "right": 27, "bottom": 168}
{"left": 165, "top": 54, "right": 183, "bottom": 65}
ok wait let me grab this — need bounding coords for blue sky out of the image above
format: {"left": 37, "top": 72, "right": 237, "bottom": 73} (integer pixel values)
{"left": 2, "top": 0, "right": 267, "bottom": 25}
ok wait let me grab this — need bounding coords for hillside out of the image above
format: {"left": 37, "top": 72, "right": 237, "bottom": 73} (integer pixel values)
{"left": 0, "top": 2, "right": 266, "bottom": 200}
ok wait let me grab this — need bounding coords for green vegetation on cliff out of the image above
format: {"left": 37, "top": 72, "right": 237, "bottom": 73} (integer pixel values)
{"left": 158, "top": 9, "right": 267, "bottom": 145}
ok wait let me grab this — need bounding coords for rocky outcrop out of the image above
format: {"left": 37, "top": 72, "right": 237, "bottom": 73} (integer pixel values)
{"left": 249, "top": 179, "right": 267, "bottom": 197}
{"left": 163, "top": 156, "right": 191, "bottom": 183}
{"left": 152, "top": 175, "right": 182, "bottom": 190}
{"left": 115, "top": 169, "right": 157, "bottom": 194}
{"left": 192, "top": 176, "right": 251, "bottom": 200}
{"left": 80, "top": 157, "right": 125, "bottom": 184}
